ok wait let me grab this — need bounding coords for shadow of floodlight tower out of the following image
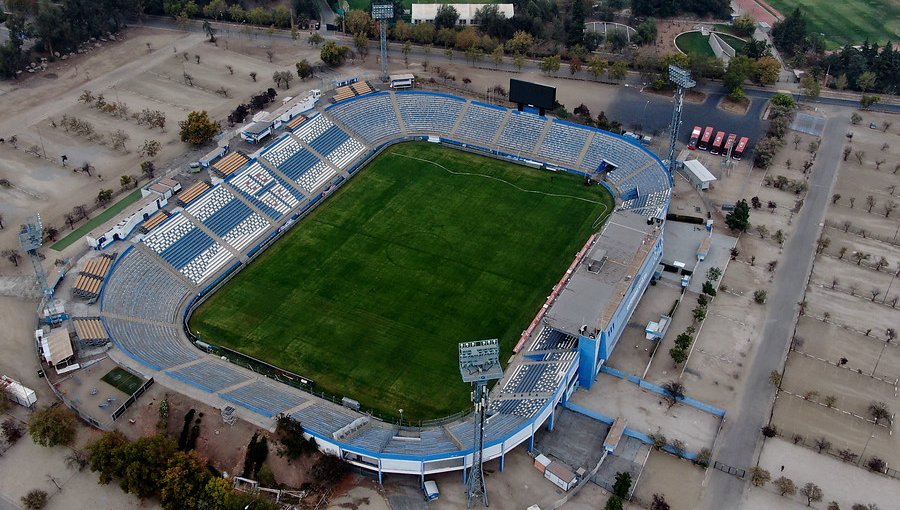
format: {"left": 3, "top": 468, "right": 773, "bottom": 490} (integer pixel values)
{"left": 459, "top": 339, "right": 504, "bottom": 508}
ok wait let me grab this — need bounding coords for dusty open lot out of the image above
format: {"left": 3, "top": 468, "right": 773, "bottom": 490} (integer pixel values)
{"left": 765, "top": 109, "right": 900, "bottom": 485}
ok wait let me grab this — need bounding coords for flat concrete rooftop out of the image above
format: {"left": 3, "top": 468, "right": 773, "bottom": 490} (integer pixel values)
{"left": 545, "top": 210, "right": 661, "bottom": 337}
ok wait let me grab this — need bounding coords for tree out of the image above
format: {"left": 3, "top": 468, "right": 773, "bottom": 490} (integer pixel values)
{"left": 800, "top": 74, "right": 821, "bottom": 98}
{"left": 749, "top": 466, "right": 771, "bottom": 487}
{"left": 650, "top": 494, "right": 670, "bottom": 510}
{"left": 567, "top": 0, "right": 587, "bottom": 47}
{"left": 634, "top": 18, "right": 657, "bottom": 45}
{"left": 801, "top": 483, "right": 823, "bottom": 506}
{"left": 769, "top": 370, "right": 783, "bottom": 386}
{"left": 141, "top": 161, "right": 156, "bottom": 180}
{"left": 851, "top": 112, "right": 863, "bottom": 125}
{"left": 761, "top": 424, "right": 778, "bottom": 438}
{"left": 816, "top": 236, "right": 830, "bottom": 254}
{"left": 612, "top": 471, "right": 632, "bottom": 498}
{"left": 866, "top": 457, "right": 885, "bottom": 473}
{"left": 87, "top": 430, "right": 130, "bottom": 484}
{"left": 96, "top": 189, "right": 113, "bottom": 207}
{"left": 661, "top": 380, "right": 684, "bottom": 409}
{"left": 835, "top": 74, "right": 848, "bottom": 91}
{"left": 725, "top": 199, "right": 751, "bottom": 231}
{"left": 433, "top": 4, "right": 459, "bottom": 30}
{"left": 116, "top": 434, "right": 178, "bottom": 499}
{"left": 724, "top": 55, "right": 755, "bottom": 93}
{"left": 202, "top": 20, "right": 216, "bottom": 43}
{"left": 771, "top": 7, "right": 808, "bottom": 56}
{"left": 272, "top": 70, "right": 293, "bottom": 89}
{"left": 491, "top": 46, "right": 504, "bottom": 68}
{"left": 756, "top": 224, "right": 769, "bottom": 239}
{"left": 861, "top": 95, "right": 881, "bottom": 110}
{"left": 857, "top": 71, "right": 877, "bottom": 93}
{"left": 20, "top": 490, "right": 48, "bottom": 510}
{"left": 160, "top": 450, "right": 212, "bottom": 510}
{"left": 1, "top": 417, "right": 24, "bottom": 443}
{"left": 179, "top": 111, "right": 219, "bottom": 146}
{"left": 345, "top": 9, "right": 372, "bottom": 35}
{"left": 610, "top": 61, "right": 628, "bottom": 81}
{"left": 540, "top": 55, "right": 561, "bottom": 75}
{"left": 754, "top": 56, "right": 781, "bottom": 86}
{"left": 507, "top": 31, "right": 534, "bottom": 56}
{"left": 320, "top": 41, "right": 350, "bottom": 67}
{"left": 28, "top": 406, "right": 76, "bottom": 447}
{"left": 669, "top": 346, "right": 688, "bottom": 366}
{"left": 3, "top": 249, "right": 22, "bottom": 267}
{"left": 605, "top": 496, "right": 624, "bottom": 510}
{"left": 814, "top": 437, "right": 831, "bottom": 453}
{"left": 774, "top": 476, "right": 797, "bottom": 497}
{"left": 866, "top": 195, "right": 877, "bottom": 213}
{"left": 868, "top": 401, "right": 890, "bottom": 424}
{"left": 754, "top": 289, "right": 768, "bottom": 304}
{"left": 588, "top": 56, "right": 609, "bottom": 80}
{"left": 139, "top": 139, "right": 161, "bottom": 158}
{"left": 308, "top": 32, "right": 324, "bottom": 47}
{"left": 311, "top": 454, "right": 350, "bottom": 486}
{"left": 295, "top": 60, "right": 313, "bottom": 81}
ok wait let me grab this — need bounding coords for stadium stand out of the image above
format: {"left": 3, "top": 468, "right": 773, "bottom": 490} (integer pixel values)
{"left": 104, "top": 317, "right": 198, "bottom": 370}
{"left": 81, "top": 254, "right": 115, "bottom": 279}
{"left": 185, "top": 186, "right": 271, "bottom": 252}
{"left": 177, "top": 181, "right": 211, "bottom": 206}
{"left": 101, "top": 248, "right": 193, "bottom": 323}
{"left": 212, "top": 151, "right": 250, "bottom": 178}
{"left": 140, "top": 210, "right": 171, "bottom": 233}
{"left": 221, "top": 380, "right": 307, "bottom": 418}
{"left": 72, "top": 318, "right": 109, "bottom": 343}
{"left": 141, "top": 214, "right": 233, "bottom": 285}
{"left": 167, "top": 359, "right": 249, "bottom": 393}
{"left": 229, "top": 161, "right": 303, "bottom": 219}
{"left": 498, "top": 111, "right": 546, "bottom": 154}
{"left": 95, "top": 89, "right": 672, "bottom": 471}
{"left": 285, "top": 114, "right": 308, "bottom": 132}
{"left": 454, "top": 101, "right": 507, "bottom": 145}
{"left": 538, "top": 120, "right": 592, "bottom": 166}
{"left": 396, "top": 92, "right": 465, "bottom": 135}
{"left": 326, "top": 92, "right": 401, "bottom": 144}
{"left": 72, "top": 274, "right": 103, "bottom": 300}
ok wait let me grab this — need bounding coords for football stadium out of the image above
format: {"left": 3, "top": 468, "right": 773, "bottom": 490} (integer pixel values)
{"left": 97, "top": 89, "right": 670, "bottom": 479}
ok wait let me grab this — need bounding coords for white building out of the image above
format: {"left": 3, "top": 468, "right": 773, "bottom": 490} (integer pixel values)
{"left": 411, "top": 3, "right": 514, "bottom": 25}
{"left": 681, "top": 159, "right": 717, "bottom": 190}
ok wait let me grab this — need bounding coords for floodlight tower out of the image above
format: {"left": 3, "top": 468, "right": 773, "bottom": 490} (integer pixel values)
{"left": 371, "top": 1, "right": 393, "bottom": 82}
{"left": 459, "top": 339, "right": 504, "bottom": 508}
{"left": 18, "top": 214, "right": 50, "bottom": 297}
{"left": 666, "top": 65, "right": 696, "bottom": 174}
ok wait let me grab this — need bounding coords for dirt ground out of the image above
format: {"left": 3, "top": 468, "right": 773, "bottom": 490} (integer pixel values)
{"left": 631, "top": 450, "right": 705, "bottom": 510}
{"left": 764, "top": 109, "right": 900, "bottom": 488}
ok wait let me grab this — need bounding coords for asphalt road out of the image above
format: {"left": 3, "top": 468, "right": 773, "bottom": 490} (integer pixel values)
{"left": 700, "top": 108, "right": 849, "bottom": 509}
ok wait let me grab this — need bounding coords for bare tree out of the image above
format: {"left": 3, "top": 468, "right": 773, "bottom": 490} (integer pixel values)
{"left": 661, "top": 381, "right": 685, "bottom": 410}
{"left": 838, "top": 247, "right": 847, "bottom": 259}
{"left": 866, "top": 195, "right": 877, "bottom": 213}
{"left": 832, "top": 193, "right": 841, "bottom": 204}
{"left": 849, "top": 197, "right": 856, "bottom": 209}
{"left": 814, "top": 437, "right": 831, "bottom": 453}
{"left": 868, "top": 402, "right": 890, "bottom": 424}
{"left": 800, "top": 483, "right": 824, "bottom": 507}
{"left": 774, "top": 476, "right": 797, "bottom": 497}
{"left": 854, "top": 150, "right": 865, "bottom": 165}
{"left": 2, "top": 249, "right": 22, "bottom": 267}
{"left": 749, "top": 467, "right": 771, "bottom": 487}
{"left": 793, "top": 134, "right": 802, "bottom": 150}
{"left": 875, "top": 159, "right": 885, "bottom": 170}
{"left": 883, "top": 200, "right": 896, "bottom": 218}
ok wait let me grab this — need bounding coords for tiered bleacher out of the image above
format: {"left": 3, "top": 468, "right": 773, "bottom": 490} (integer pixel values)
{"left": 72, "top": 253, "right": 116, "bottom": 300}
{"left": 395, "top": 92, "right": 465, "bottom": 135}
{"left": 72, "top": 318, "right": 109, "bottom": 344}
{"left": 454, "top": 101, "right": 507, "bottom": 145}
{"left": 167, "top": 359, "right": 249, "bottom": 393}
{"left": 382, "top": 429, "right": 458, "bottom": 455}
{"left": 529, "top": 327, "right": 578, "bottom": 351}
{"left": 538, "top": 120, "right": 592, "bottom": 167}
{"left": 332, "top": 81, "right": 374, "bottom": 103}
{"left": 101, "top": 248, "right": 193, "bottom": 322}
{"left": 285, "top": 114, "right": 308, "bottom": 132}
{"left": 140, "top": 210, "right": 170, "bottom": 233}
{"left": 294, "top": 115, "right": 365, "bottom": 169}
{"left": 185, "top": 186, "right": 271, "bottom": 252}
{"left": 104, "top": 316, "right": 198, "bottom": 370}
{"left": 498, "top": 111, "right": 546, "bottom": 154}
{"left": 177, "top": 181, "right": 211, "bottom": 206}
{"left": 326, "top": 92, "right": 401, "bottom": 144}
{"left": 221, "top": 380, "right": 307, "bottom": 418}
{"left": 141, "top": 214, "right": 233, "bottom": 285}
{"left": 229, "top": 160, "right": 305, "bottom": 218}
{"left": 212, "top": 151, "right": 250, "bottom": 178}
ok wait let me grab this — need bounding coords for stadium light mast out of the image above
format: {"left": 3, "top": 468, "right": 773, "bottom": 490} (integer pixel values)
{"left": 371, "top": 1, "right": 393, "bottom": 82}
{"left": 666, "top": 65, "right": 696, "bottom": 174}
{"left": 459, "top": 339, "right": 504, "bottom": 508}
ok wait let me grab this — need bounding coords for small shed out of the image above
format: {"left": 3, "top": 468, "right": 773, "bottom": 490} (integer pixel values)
{"left": 681, "top": 159, "right": 717, "bottom": 190}
{"left": 544, "top": 460, "right": 577, "bottom": 491}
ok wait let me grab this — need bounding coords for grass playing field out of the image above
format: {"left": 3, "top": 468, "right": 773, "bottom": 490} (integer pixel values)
{"left": 101, "top": 367, "right": 144, "bottom": 395}
{"left": 765, "top": 0, "right": 900, "bottom": 48}
{"left": 190, "top": 142, "right": 613, "bottom": 421}
{"left": 674, "top": 31, "right": 748, "bottom": 58}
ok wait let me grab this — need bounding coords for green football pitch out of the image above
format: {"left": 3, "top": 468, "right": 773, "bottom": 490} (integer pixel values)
{"left": 765, "top": 0, "right": 900, "bottom": 48}
{"left": 190, "top": 142, "right": 613, "bottom": 421}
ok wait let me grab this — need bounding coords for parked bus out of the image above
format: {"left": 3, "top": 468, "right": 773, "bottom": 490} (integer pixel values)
{"left": 688, "top": 126, "right": 702, "bottom": 150}
{"left": 733, "top": 136, "right": 750, "bottom": 160}
{"left": 710, "top": 131, "right": 726, "bottom": 155}
{"left": 698, "top": 127, "right": 714, "bottom": 151}
{"left": 723, "top": 134, "right": 737, "bottom": 157}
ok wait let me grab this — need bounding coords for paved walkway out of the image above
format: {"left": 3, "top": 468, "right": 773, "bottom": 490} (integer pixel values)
{"left": 699, "top": 107, "right": 850, "bottom": 508}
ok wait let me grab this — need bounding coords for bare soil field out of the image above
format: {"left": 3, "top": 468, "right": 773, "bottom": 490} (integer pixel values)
{"left": 767, "top": 109, "right": 900, "bottom": 484}
{"left": 631, "top": 450, "right": 704, "bottom": 510}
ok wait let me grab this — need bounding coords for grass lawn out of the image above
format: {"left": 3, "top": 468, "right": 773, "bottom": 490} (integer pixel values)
{"left": 675, "top": 31, "right": 748, "bottom": 58}
{"left": 190, "top": 142, "right": 612, "bottom": 421}
{"left": 101, "top": 367, "right": 144, "bottom": 395}
{"left": 50, "top": 189, "right": 142, "bottom": 251}
{"left": 765, "top": 0, "right": 900, "bottom": 48}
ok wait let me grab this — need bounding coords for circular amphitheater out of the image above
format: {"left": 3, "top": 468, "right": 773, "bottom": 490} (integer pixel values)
{"left": 98, "top": 90, "right": 671, "bottom": 476}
